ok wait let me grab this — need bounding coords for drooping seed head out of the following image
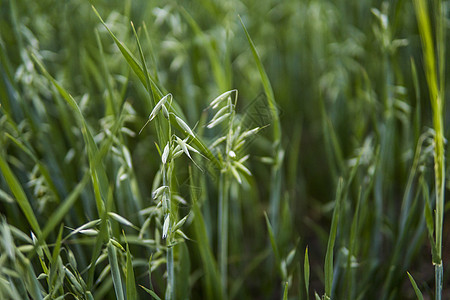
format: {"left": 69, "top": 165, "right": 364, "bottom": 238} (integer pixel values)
{"left": 162, "top": 142, "right": 170, "bottom": 164}
{"left": 210, "top": 90, "right": 235, "bottom": 109}
{"left": 162, "top": 214, "right": 170, "bottom": 239}
{"left": 175, "top": 116, "right": 195, "bottom": 137}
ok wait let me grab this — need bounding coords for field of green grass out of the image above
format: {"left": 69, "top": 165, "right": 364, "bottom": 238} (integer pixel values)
{"left": 0, "top": 0, "right": 448, "bottom": 299}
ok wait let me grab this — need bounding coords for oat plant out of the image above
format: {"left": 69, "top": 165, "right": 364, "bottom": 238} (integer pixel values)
{"left": 2, "top": 0, "right": 450, "bottom": 299}
{"left": 413, "top": 0, "right": 446, "bottom": 298}
{"left": 206, "top": 89, "right": 260, "bottom": 294}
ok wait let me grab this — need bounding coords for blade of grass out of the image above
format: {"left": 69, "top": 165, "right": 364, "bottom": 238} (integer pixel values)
{"left": 0, "top": 154, "right": 42, "bottom": 237}
{"left": 130, "top": 21, "right": 169, "bottom": 154}
{"left": 91, "top": 5, "right": 165, "bottom": 101}
{"left": 345, "top": 187, "right": 362, "bottom": 299}
{"left": 174, "top": 242, "right": 190, "bottom": 300}
{"left": 130, "top": 22, "right": 155, "bottom": 105}
{"left": 140, "top": 285, "right": 162, "bottom": 300}
{"left": 108, "top": 239, "right": 125, "bottom": 300}
{"left": 93, "top": 7, "right": 221, "bottom": 170}
{"left": 25, "top": 259, "right": 44, "bottom": 300}
{"left": 283, "top": 282, "right": 288, "bottom": 300}
{"left": 50, "top": 224, "right": 64, "bottom": 277}
{"left": 87, "top": 207, "right": 109, "bottom": 289}
{"left": 410, "top": 58, "right": 421, "bottom": 141}
{"left": 141, "top": 22, "right": 160, "bottom": 83}
{"left": 413, "top": 0, "right": 445, "bottom": 298}
{"left": 190, "top": 167, "right": 223, "bottom": 300}
{"left": 179, "top": 6, "right": 229, "bottom": 91}
{"left": 239, "top": 16, "right": 280, "bottom": 146}
{"left": 94, "top": 29, "right": 116, "bottom": 117}
{"left": 125, "top": 243, "right": 137, "bottom": 300}
{"left": 92, "top": 6, "right": 148, "bottom": 91}
{"left": 218, "top": 172, "right": 230, "bottom": 293}
{"left": 264, "top": 212, "right": 283, "bottom": 279}
{"left": 304, "top": 246, "right": 310, "bottom": 298}
{"left": 407, "top": 272, "right": 424, "bottom": 300}
{"left": 239, "top": 16, "right": 283, "bottom": 236}
{"left": 324, "top": 179, "right": 343, "bottom": 298}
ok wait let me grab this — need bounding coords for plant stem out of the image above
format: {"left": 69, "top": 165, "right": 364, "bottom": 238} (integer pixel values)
{"left": 435, "top": 263, "right": 443, "bottom": 300}
{"left": 166, "top": 246, "right": 174, "bottom": 300}
{"left": 413, "top": 0, "right": 446, "bottom": 298}
{"left": 163, "top": 161, "right": 175, "bottom": 300}
{"left": 218, "top": 171, "right": 230, "bottom": 295}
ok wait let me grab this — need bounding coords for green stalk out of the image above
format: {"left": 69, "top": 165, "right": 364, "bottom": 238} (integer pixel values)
{"left": 324, "top": 179, "right": 343, "bottom": 298}
{"left": 129, "top": 20, "right": 175, "bottom": 299}
{"left": 164, "top": 162, "right": 175, "bottom": 300}
{"left": 239, "top": 17, "right": 283, "bottom": 235}
{"left": 413, "top": 0, "right": 445, "bottom": 298}
{"left": 216, "top": 94, "right": 238, "bottom": 295}
{"left": 218, "top": 171, "right": 230, "bottom": 295}
{"left": 166, "top": 245, "right": 174, "bottom": 300}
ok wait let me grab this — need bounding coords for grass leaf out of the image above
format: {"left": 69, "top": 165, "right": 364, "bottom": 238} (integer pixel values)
{"left": 264, "top": 212, "right": 283, "bottom": 279}
{"left": 324, "top": 179, "right": 343, "bottom": 297}
{"left": 108, "top": 240, "right": 125, "bottom": 300}
{"left": 126, "top": 244, "right": 137, "bottom": 300}
{"left": 0, "top": 154, "right": 42, "bottom": 237}
{"left": 190, "top": 167, "right": 223, "bottom": 300}
{"left": 304, "top": 246, "right": 310, "bottom": 297}
{"left": 407, "top": 272, "right": 424, "bottom": 300}
{"left": 239, "top": 16, "right": 280, "bottom": 145}
{"left": 140, "top": 285, "right": 162, "bottom": 300}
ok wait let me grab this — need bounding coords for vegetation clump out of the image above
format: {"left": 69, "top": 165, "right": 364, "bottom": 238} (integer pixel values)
{"left": 0, "top": 0, "right": 447, "bottom": 299}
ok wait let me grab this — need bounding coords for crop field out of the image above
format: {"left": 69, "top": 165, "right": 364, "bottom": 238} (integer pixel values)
{"left": 0, "top": 0, "right": 448, "bottom": 299}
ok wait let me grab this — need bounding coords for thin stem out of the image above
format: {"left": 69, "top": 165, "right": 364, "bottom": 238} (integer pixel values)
{"left": 435, "top": 263, "right": 443, "bottom": 300}
{"left": 166, "top": 246, "right": 174, "bottom": 300}
{"left": 217, "top": 95, "right": 237, "bottom": 295}
{"left": 413, "top": 1, "right": 446, "bottom": 299}
{"left": 218, "top": 171, "right": 230, "bottom": 295}
{"left": 164, "top": 157, "right": 176, "bottom": 300}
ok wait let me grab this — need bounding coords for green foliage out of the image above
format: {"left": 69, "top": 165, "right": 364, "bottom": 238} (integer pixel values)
{"left": 0, "top": 0, "right": 448, "bottom": 299}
